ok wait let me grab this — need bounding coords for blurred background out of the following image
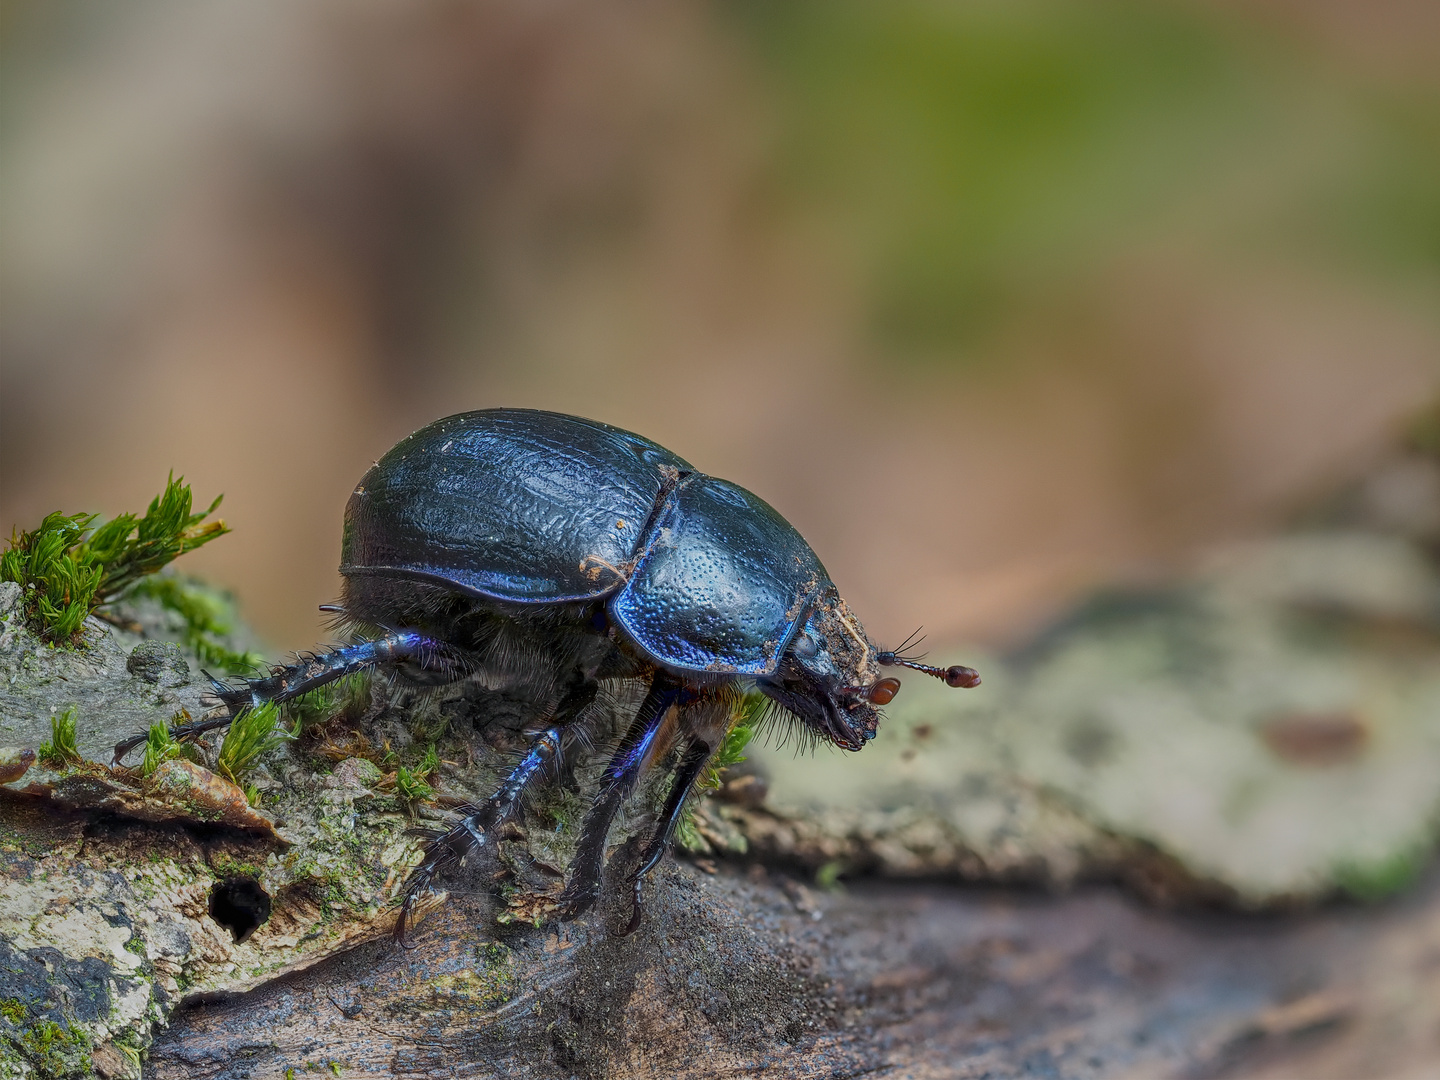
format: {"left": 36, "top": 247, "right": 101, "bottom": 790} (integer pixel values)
{"left": 3, "top": 0, "right": 1438, "bottom": 657}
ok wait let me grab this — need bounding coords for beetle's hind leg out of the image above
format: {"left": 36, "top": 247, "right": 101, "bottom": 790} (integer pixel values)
{"left": 618, "top": 736, "right": 713, "bottom": 936}
{"left": 112, "top": 631, "right": 469, "bottom": 763}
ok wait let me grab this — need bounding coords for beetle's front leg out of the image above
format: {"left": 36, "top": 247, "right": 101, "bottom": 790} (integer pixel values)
{"left": 112, "top": 630, "right": 468, "bottom": 763}
{"left": 618, "top": 734, "right": 713, "bottom": 936}
{"left": 557, "top": 673, "right": 682, "bottom": 919}
{"left": 394, "top": 674, "right": 599, "bottom": 942}
{"left": 395, "top": 723, "right": 562, "bottom": 942}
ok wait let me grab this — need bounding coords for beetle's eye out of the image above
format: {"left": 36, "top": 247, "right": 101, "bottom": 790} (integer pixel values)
{"left": 866, "top": 678, "right": 901, "bottom": 706}
{"left": 792, "top": 633, "right": 820, "bottom": 660}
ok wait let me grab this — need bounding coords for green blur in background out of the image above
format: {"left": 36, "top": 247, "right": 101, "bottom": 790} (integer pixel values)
{"left": 735, "top": 0, "right": 1440, "bottom": 362}
{"left": 1, "top": 0, "right": 1438, "bottom": 650}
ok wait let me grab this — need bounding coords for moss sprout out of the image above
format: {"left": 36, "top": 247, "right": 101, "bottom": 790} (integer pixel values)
{"left": 139, "top": 722, "right": 185, "bottom": 778}
{"left": 15, "top": 1016, "right": 89, "bottom": 1075}
{"left": 703, "top": 693, "right": 763, "bottom": 786}
{"left": 395, "top": 766, "right": 435, "bottom": 803}
{"left": 37, "top": 707, "right": 82, "bottom": 769}
{"left": 1, "top": 475, "right": 229, "bottom": 645}
{"left": 393, "top": 742, "right": 441, "bottom": 803}
{"left": 216, "top": 702, "right": 294, "bottom": 787}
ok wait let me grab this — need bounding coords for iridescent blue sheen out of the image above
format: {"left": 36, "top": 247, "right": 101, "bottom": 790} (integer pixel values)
{"left": 343, "top": 409, "right": 691, "bottom": 603}
{"left": 342, "top": 409, "right": 832, "bottom": 679}
{"left": 609, "top": 476, "right": 826, "bottom": 675}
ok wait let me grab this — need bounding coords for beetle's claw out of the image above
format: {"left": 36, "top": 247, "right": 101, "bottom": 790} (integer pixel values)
{"left": 111, "top": 700, "right": 231, "bottom": 765}
{"left": 393, "top": 892, "right": 423, "bottom": 948}
{"left": 200, "top": 669, "right": 255, "bottom": 714}
{"left": 618, "top": 875, "right": 645, "bottom": 937}
{"left": 393, "top": 806, "right": 499, "bottom": 946}
{"left": 111, "top": 732, "right": 147, "bottom": 766}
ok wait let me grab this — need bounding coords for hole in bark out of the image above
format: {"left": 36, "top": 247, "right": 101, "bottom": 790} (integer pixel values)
{"left": 208, "top": 879, "right": 271, "bottom": 943}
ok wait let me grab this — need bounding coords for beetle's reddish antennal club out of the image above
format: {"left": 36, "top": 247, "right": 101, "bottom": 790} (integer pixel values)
{"left": 876, "top": 652, "right": 981, "bottom": 688}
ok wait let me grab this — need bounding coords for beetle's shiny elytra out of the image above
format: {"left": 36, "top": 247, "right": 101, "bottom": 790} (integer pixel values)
{"left": 122, "top": 409, "right": 979, "bottom": 937}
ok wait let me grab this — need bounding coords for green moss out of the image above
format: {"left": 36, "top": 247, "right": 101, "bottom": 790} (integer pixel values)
{"left": 36, "top": 706, "right": 81, "bottom": 769}
{"left": 1, "top": 475, "right": 229, "bottom": 645}
{"left": 395, "top": 766, "right": 431, "bottom": 803}
{"left": 126, "top": 574, "right": 264, "bottom": 675}
{"left": 0, "top": 999, "right": 25, "bottom": 1024}
{"left": 209, "top": 852, "right": 265, "bottom": 880}
{"left": 676, "top": 693, "right": 760, "bottom": 851}
{"left": 139, "top": 721, "right": 184, "bottom": 778}
{"left": 395, "top": 743, "right": 440, "bottom": 803}
{"left": 707, "top": 695, "right": 762, "bottom": 782}
{"left": 216, "top": 702, "right": 294, "bottom": 787}
{"left": 14, "top": 1016, "right": 91, "bottom": 1077}
{"left": 110, "top": 1036, "right": 144, "bottom": 1073}
{"left": 282, "top": 672, "right": 371, "bottom": 731}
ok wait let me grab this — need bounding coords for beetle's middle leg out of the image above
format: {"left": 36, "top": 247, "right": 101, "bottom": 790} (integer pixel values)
{"left": 557, "top": 672, "right": 683, "bottom": 919}
{"left": 617, "top": 734, "right": 714, "bottom": 936}
{"left": 112, "top": 630, "right": 469, "bottom": 763}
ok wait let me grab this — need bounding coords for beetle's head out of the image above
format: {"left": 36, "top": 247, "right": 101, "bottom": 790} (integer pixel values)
{"left": 757, "top": 589, "right": 896, "bottom": 751}
{"left": 758, "top": 589, "right": 982, "bottom": 752}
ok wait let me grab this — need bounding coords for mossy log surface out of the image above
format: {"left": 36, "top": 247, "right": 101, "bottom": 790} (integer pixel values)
{"left": 149, "top": 863, "right": 1440, "bottom": 1080}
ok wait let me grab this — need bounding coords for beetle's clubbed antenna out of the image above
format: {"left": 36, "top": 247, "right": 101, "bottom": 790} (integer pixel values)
{"left": 876, "top": 649, "right": 981, "bottom": 688}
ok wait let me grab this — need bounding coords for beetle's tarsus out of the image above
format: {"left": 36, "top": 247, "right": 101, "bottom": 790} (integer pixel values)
{"left": 621, "top": 877, "right": 647, "bottom": 937}
{"left": 395, "top": 807, "right": 495, "bottom": 945}
{"left": 616, "top": 737, "right": 713, "bottom": 938}
{"left": 110, "top": 733, "right": 145, "bottom": 765}
{"left": 111, "top": 704, "right": 235, "bottom": 764}
{"left": 558, "top": 888, "right": 600, "bottom": 922}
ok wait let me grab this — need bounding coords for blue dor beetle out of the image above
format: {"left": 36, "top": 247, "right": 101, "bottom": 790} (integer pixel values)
{"left": 122, "top": 410, "right": 978, "bottom": 936}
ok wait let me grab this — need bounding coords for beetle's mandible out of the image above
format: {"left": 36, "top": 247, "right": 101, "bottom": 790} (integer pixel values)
{"left": 120, "top": 409, "right": 978, "bottom": 937}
